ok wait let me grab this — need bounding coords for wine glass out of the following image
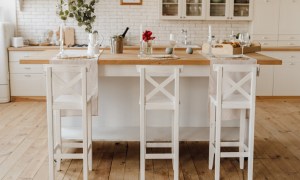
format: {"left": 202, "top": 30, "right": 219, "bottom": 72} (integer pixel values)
{"left": 238, "top": 32, "right": 250, "bottom": 57}
{"left": 169, "top": 33, "right": 177, "bottom": 55}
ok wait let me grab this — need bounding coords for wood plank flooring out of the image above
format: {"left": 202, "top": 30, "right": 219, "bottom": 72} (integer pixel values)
{"left": 0, "top": 99, "right": 300, "bottom": 179}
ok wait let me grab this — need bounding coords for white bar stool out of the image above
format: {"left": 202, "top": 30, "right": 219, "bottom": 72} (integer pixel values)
{"left": 137, "top": 65, "right": 182, "bottom": 180}
{"left": 208, "top": 64, "right": 259, "bottom": 180}
{"left": 46, "top": 65, "right": 93, "bottom": 180}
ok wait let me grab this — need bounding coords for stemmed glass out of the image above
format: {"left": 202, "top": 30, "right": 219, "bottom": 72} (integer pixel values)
{"left": 169, "top": 34, "right": 177, "bottom": 56}
{"left": 238, "top": 32, "right": 250, "bottom": 57}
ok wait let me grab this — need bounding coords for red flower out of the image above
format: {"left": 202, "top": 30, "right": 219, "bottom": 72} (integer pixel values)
{"left": 143, "top": 30, "right": 155, "bottom": 42}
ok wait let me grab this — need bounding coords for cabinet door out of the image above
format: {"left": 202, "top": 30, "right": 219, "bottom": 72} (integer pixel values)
{"left": 10, "top": 74, "right": 46, "bottom": 96}
{"left": 273, "top": 52, "right": 300, "bottom": 96}
{"left": 206, "top": 0, "right": 230, "bottom": 20}
{"left": 231, "top": 0, "right": 253, "bottom": 20}
{"left": 279, "top": 0, "right": 300, "bottom": 34}
{"left": 256, "top": 65, "right": 274, "bottom": 96}
{"left": 251, "top": 0, "right": 280, "bottom": 35}
{"left": 159, "top": 0, "right": 181, "bottom": 19}
{"left": 183, "top": 0, "right": 206, "bottom": 20}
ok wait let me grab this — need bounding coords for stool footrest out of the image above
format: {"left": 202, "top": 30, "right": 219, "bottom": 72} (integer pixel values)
{"left": 146, "top": 142, "right": 172, "bottom": 148}
{"left": 221, "top": 152, "right": 249, "bottom": 158}
{"left": 145, "top": 153, "right": 174, "bottom": 159}
{"left": 54, "top": 153, "right": 83, "bottom": 159}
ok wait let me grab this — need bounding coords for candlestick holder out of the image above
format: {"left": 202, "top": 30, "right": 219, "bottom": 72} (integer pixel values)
{"left": 138, "top": 40, "right": 144, "bottom": 57}
{"left": 58, "top": 40, "right": 67, "bottom": 58}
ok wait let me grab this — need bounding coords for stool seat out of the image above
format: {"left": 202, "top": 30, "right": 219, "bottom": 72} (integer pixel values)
{"left": 53, "top": 95, "right": 92, "bottom": 110}
{"left": 210, "top": 94, "right": 251, "bottom": 109}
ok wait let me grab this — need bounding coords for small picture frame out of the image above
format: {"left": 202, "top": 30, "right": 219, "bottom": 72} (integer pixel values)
{"left": 120, "top": 0, "right": 142, "bottom": 5}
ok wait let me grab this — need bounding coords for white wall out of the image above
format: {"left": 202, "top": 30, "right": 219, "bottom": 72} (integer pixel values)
{"left": 16, "top": 0, "right": 250, "bottom": 46}
{"left": 0, "top": 0, "right": 16, "bottom": 24}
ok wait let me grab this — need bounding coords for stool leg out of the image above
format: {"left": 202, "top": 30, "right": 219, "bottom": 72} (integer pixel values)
{"left": 140, "top": 109, "right": 145, "bottom": 180}
{"left": 248, "top": 111, "right": 255, "bottom": 180}
{"left": 47, "top": 110, "right": 55, "bottom": 180}
{"left": 239, "top": 109, "right": 246, "bottom": 169}
{"left": 209, "top": 102, "right": 215, "bottom": 170}
{"left": 82, "top": 111, "right": 88, "bottom": 180}
{"left": 55, "top": 110, "right": 62, "bottom": 171}
{"left": 215, "top": 106, "right": 221, "bottom": 180}
{"left": 171, "top": 113, "right": 175, "bottom": 170}
{"left": 174, "top": 109, "right": 179, "bottom": 180}
{"left": 88, "top": 102, "right": 93, "bottom": 171}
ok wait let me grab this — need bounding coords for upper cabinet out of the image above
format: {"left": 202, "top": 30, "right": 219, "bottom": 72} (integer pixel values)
{"left": 159, "top": 0, "right": 205, "bottom": 20}
{"left": 278, "top": 0, "right": 300, "bottom": 35}
{"left": 206, "top": 0, "right": 253, "bottom": 20}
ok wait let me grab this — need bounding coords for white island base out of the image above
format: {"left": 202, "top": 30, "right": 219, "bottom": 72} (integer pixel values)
{"left": 61, "top": 65, "right": 241, "bottom": 142}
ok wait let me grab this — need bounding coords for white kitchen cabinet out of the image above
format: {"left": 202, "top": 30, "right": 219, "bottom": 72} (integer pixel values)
{"left": 206, "top": 0, "right": 253, "bottom": 20}
{"left": 256, "top": 65, "right": 274, "bottom": 96}
{"left": 159, "top": 0, "right": 206, "bottom": 20}
{"left": 251, "top": 0, "right": 279, "bottom": 35}
{"left": 259, "top": 51, "right": 300, "bottom": 96}
{"left": 278, "top": 0, "right": 300, "bottom": 35}
{"left": 9, "top": 51, "right": 46, "bottom": 96}
{"left": 273, "top": 52, "right": 300, "bottom": 96}
{"left": 251, "top": 0, "right": 300, "bottom": 47}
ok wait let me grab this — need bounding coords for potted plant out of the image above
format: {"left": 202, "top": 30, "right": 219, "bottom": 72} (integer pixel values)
{"left": 57, "top": 0, "right": 99, "bottom": 33}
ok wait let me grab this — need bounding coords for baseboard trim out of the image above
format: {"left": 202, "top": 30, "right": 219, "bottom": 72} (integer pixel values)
{"left": 11, "top": 96, "right": 46, "bottom": 102}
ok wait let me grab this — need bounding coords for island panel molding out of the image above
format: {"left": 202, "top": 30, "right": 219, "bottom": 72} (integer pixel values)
{"left": 120, "top": 0, "right": 142, "bottom": 5}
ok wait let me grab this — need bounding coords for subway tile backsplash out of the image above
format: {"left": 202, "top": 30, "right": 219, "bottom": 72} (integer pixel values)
{"left": 16, "top": 0, "right": 250, "bottom": 46}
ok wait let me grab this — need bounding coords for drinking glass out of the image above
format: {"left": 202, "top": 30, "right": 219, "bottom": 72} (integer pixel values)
{"left": 238, "top": 32, "right": 250, "bottom": 57}
{"left": 169, "top": 34, "right": 177, "bottom": 55}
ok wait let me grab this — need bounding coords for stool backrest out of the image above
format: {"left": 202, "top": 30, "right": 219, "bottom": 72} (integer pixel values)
{"left": 213, "top": 64, "right": 259, "bottom": 105}
{"left": 46, "top": 65, "right": 87, "bottom": 105}
{"left": 137, "top": 66, "right": 182, "bottom": 104}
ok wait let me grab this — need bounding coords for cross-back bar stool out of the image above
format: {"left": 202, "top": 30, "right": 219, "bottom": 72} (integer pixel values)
{"left": 46, "top": 65, "right": 93, "bottom": 180}
{"left": 208, "top": 63, "right": 259, "bottom": 180}
{"left": 137, "top": 65, "right": 182, "bottom": 180}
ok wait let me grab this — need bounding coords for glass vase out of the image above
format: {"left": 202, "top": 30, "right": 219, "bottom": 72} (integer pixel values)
{"left": 143, "top": 40, "right": 153, "bottom": 55}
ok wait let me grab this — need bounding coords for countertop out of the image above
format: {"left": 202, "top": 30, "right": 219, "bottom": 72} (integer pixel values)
{"left": 19, "top": 49, "right": 282, "bottom": 65}
{"left": 8, "top": 45, "right": 300, "bottom": 51}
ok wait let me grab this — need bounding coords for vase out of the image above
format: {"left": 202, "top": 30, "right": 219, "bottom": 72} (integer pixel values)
{"left": 143, "top": 40, "right": 153, "bottom": 55}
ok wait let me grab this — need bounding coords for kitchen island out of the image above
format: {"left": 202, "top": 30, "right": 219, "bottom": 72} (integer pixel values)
{"left": 19, "top": 49, "right": 282, "bottom": 141}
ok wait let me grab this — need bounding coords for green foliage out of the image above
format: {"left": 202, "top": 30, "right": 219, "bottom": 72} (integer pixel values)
{"left": 57, "top": 0, "right": 99, "bottom": 33}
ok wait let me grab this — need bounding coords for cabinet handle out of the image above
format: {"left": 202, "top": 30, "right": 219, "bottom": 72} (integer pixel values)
{"left": 24, "top": 67, "right": 31, "bottom": 70}
{"left": 290, "top": 37, "right": 295, "bottom": 40}
{"left": 265, "top": 0, "right": 270, "bottom": 2}
{"left": 263, "top": 43, "right": 268, "bottom": 45}
{"left": 24, "top": 75, "right": 31, "bottom": 77}
{"left": 290, "top": 56, "right": 295, "bottom": 58}
{"left": 289, "top": 62, "right": 295, "bottom": 65}
{"left": 263, "top": 37, "right": 268, "bottom": 40}
{"left": 288, "top": 43, "right": 294, "bottom": 45}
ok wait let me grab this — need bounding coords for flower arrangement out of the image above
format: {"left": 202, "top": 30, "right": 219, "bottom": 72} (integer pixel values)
{"left": 142, "top": 30, "right": 155, "bottom": 42}
{"left": 57, "top": 0, "right": 99, "bottom": 33}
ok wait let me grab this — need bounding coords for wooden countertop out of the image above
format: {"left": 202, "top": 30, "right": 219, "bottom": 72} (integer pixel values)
{"left": 9, "top": 45, "right": 300, "bottom": 52}
{"left": 20, "top": 49, "right": 282, "bottom": 65}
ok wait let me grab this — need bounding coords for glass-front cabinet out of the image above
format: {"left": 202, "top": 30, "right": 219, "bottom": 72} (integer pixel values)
{"left": 207, "top": 0, "right": 253, "bottom": 20}
{"left": 160, "top": 0, "right": 206, "bottom": 20}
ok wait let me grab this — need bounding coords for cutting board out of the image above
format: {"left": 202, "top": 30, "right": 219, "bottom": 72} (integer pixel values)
{"left": 64, "top": 27, "right": 75, "bottom": 46}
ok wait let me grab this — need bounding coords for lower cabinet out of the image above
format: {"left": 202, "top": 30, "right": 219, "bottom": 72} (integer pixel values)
{"left": 10, "top": 74, "right": 46, "bottom": 96}
{"left": 259, "top": 51, "right": 300, "bottom": 96}
{"left": 256, "top": 65, "right": 274, "bottom": 96}
{"left": 9, "top": 51, "right": 46, "bottom": 96}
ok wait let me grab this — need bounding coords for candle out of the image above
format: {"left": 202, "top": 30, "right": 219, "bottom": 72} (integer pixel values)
{"left": 60, "top": 23, "right": 63, "bottom": 42}
{"left": 140, "top": 24, "right": 143, "bottom": 42}
{"left": 208, "top": 25, "right": 212, "bottom": 38}
{"left": 170, "top": 33, "right": 174, "bottom": 41}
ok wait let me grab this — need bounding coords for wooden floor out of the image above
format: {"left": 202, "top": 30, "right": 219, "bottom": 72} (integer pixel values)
{"left": 0, "top": 99, "right": 300, "bottom": 179}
